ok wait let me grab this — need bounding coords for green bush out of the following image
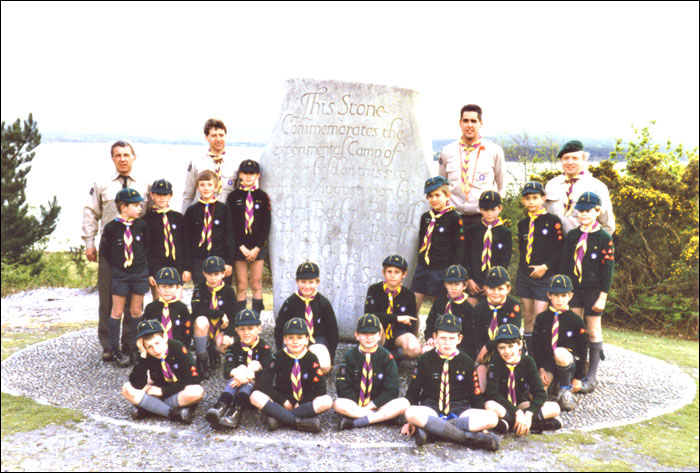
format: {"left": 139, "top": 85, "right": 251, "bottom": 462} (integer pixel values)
{"left": 1, "top": 250, "right": 97, "bottom": 297}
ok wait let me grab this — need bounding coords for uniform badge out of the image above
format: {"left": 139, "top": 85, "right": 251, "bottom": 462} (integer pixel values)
{"left": 303, "top": 373, "right": 309, "bottom": 380}
{"left": 135, "top": 236, "right": 141, "bottom": 241}
{"left": 514, "top": 305, "right": 520, "bottom": 312}
{"left": 228, "top": 180, "right": 233, "bottom": 185}
{"left": 567, "top": 331, "right": 573, "bottom": 337}
{"left": 542, "top": 229, "right": 548, "bottom": 235}
{"left": 580, "top": 328, "right": 586, "bottom": 334}
{"left": 313, "top": 363, "right": 319, "bottom": 369}
{"left": 502, "top": 317, "right": 508, "bottom": 324}
{"left": 479, "top": 174, "right": 486, "bottom": 181}
{"left": 255, "top": 204, "right": 260, "bottom": 210}
{"left": 377, "top": 373, "right": 384, "bottom": 380}
{"left": 497, "top": 243, "right": 503, "bottom": 249}
{"left": 173, "top": 363, "right": 179, "bottom": 369}
{"left": 591, "top": 253, "right": 597, "bottom": 260}
{"left": 456, "top": 374, "right": 464, "bottom": 381}
{"left": 218, "top": 300, "right": 224, "bottom": 307}
{"left": 172, "top": 224, "right": 177, "bottom": 229}
{"left": 187, "top": 163, "right": 192, "bottom": 172}
{"left": 439, "top": 227, "right": 445, "bottom": 232}
{"left": 488, "top": 371, "right": 495, "bottom": 379}
{"left": 89, "top": 188, "right": 94, "bottom": 195}
{"left": 270, "top": 362, "right": 275, "bottom": 369}
{"left": 317, "top": 369, "right": 324, "bottom": 376}
{"left": 214, "top": 219, "right": 220, "bottom": 225}
{"left": 227, "top": 356, "right": 234, "bottom": 362}
{"left": 388, "top": 354, "right": 394, "bottom": 360}
{"left": 182, "top": 347, "right": 188, "bottom": 354}
{"left": 175, "top": 319, "right": 181, "bottom": 326}
{"left": 185, "top": 321, "right": 191, "bottom": 327}
{"left": 400, "top": 306, "right": 406, "bottom": 313}
{"left": 313, "top": 377, "right": 319, "bottom": 382}
{"left": 510, "top": 312, "right": 516, "bottom": 318}
{"left": 339, "top": 367, "right": 346, "bottom": 376}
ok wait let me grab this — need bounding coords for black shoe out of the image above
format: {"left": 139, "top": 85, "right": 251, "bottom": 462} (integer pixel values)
{"left": 111, "top": 349, "right": 130, "bottom": 368}
{"left": 295, "top": 416, "right": 321, "bottom": 433}
{"left": 131, "top": 405, "right": 152, "bottom": 420}
{"left": 493, "top": 418, "right": 510, "bottom": 435}
{"left": 338, "top": 416, "right": 354, "bottom": 431}
{"left": 543, "top": 417, "right": 563, "bottom": 431}
{"left": 219, "top": 404, "right": 242, "bottom": 430}
{"left": 208, "top": 346, "right": 221, "bottom": 368}
{"left": 463, "top": 431, "right": 500, "bottom": 452}
{"left": 197, "top": 352, "right": 210, "bottom": 380}
{"left": 205, "top": 402, "right": 229, "bottom": 428}
{"left": 168, "top": 406, "right": 195, "bottom": 425}
{"left": 415, "top": 427, "right": 428, "bottom": 447}
{"left": 102, "top": 350, "right": 114, "bottom": 362}
{"left": 265, "top": 414, "right": 280, "bottom": 431}
{"left": 578, "top": 378, "right": 597, "bottom": 394}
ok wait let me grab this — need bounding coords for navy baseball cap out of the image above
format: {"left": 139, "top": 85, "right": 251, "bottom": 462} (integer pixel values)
{"left": 424, "top": 176, "right": 448, "bottom": 194}
{"left": 115, "top": 188, "right": 144, "bottom": 203}
{"left": 574, "top": 192, "right": 601, "bottom": 211}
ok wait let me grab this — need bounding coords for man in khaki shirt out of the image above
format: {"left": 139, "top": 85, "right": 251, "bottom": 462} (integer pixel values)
{"left": 544, "top": 140, "right": 615, "bottom": 235}
{"left": 438, "top": 104, "right": 506, "bottom": 225}
{"left": 82, "top": 141, "right": 149, "bottom": 361}
{"left": 181, "top": 118, "right": 242, "bottom": 212}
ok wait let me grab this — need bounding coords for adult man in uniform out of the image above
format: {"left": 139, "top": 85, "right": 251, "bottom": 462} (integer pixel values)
{"left": 181, "top": 118, "right": 242, "bottom": 212}
{"left": 83, "top": 141, "right": 150, "bottom": 362}
{"left": 544, "top": 140, "right": 615, "bottom": 235}
{"left": 438, "top": 104, "right": 506, "bottom": 226}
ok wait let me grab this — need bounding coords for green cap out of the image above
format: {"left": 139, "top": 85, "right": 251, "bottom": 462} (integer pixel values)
{"left": 296, "top": 261, "right": 320, "bottom": 280}
{"left": 424, "top": 176, "right": 448, "bottom": 194}
{"left": 115, "top": 187, "right": 144, "bottom": 203}
{"left": 356, "top": 313, "right": 382, "bottom": 334}
{"left": 382, "top": 254, "right": 408, "bottom": 270}
{"left": 443, "top": 264, "right": 468, "bottom": 282}
{"left": 136, "top": 319, "right": 165, "bottom": 340}
{"left": 155, "top": 267, "right": 182, "bottom": 285}
{"left": 521, "top": 181, "right": 545, "bottom": 196}
{"left": 493, "top": 323, "right": 521, "bottom": 342}
{"left": 574, "top": 191, "right": 601, "bottom": 211}
{"left": 203, "top": 256, "right": 226, "bottom": 273}
{"left": 151, "top": 179, "right": 173, "bottom": 195}
{"left": 435, "top": 313, "right": 461, "bottom": 333}
{"left": 235, "top": 309, "right": 261, "bottom": 326}
{"left": 557, "top": 140, "right": 584, "bottom": 159}
{"left": 484, "top": 266, "right": 510, "bottom": 287}
{"left": 548, "top": 274, "right": 574, "bottom": 294}
{"left": 283, "top": 317, "right": 310, "bottom": 336}
{"left": 479, "top": 190, "right": 502, "bottom": 210}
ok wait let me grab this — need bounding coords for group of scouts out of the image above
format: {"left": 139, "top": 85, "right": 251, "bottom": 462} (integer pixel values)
{"left": 98, "top": 130, "right": 612, "bottom": 452}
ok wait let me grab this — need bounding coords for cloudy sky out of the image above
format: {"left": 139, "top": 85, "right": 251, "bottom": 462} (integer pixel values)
{"left": 2, "top": 1, "right": 698, "bottom": 146}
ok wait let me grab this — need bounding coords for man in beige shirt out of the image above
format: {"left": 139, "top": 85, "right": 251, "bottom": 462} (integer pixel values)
{"left": 438, "top": 104, "right": 506, "bottom": 225}
{"left": 181, "top": 118, "right": 242, "bottom": 212}
{"left": 82, "top": 141, "right": 149, "bottom": 362}
{"left": 544, "top": 140, "right": 615, "bottom": 235}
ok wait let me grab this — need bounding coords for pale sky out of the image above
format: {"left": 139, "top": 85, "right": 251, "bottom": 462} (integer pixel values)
{"left": 2, "top": 1, "right": 699, "bottom": 146}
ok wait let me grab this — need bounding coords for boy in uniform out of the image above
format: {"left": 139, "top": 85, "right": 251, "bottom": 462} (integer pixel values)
{"left": 464, "top": 190, "right": 512, "bottom": 306}
{"left": 144, "top": 179, "right": 188, "bottom": 300}
{"left": 142, "top": 267, "right": 193, "bottom": 349}
{"left": 99, "top": 188, "right": 150, "bottom": 366}
{"left": 183, "top": 170, "right": 235, "bottom": 285}
{"left": 275, "top": 262, "right": 339, "bottom": 375}
{"left": 560, "top": 192, "right": 614, "bottom": 393}
{"left": 402, "top": 314, "right": 500, "bottom": 451}
{"left": 250, "top": 318, "right": 334, "bottom": 433}
{"left": 472, "top": 266, "right": 522, "bottom": 390}
{"left": 516, "top": 181, "right": 565, "bottom": 352}
{"left": 334, "top": 313, "right": 409, "bottom": 430}
{"left": 414, "top": 176, "right": 466, "bottom": 312}
{"left": 191, "top": 256, "right": 237, "bottom": 379}
{"left": 485, "top": 324, "right": 562, "bottom": 435}
{"left": 226, "top": 159, "right": 271, "bottom": 314}
{"left": 364, "top": 255, "right": 420, "bottom": 361}
{"left": 424, "top": 264, "right": 476, "bottom": 358}
{"left": 121, "top": 320, "right": 203, "bottom": 424}
{"left": 532, "top": 275, "right": 588, "bottom": 411}
{"left": 206, "top": 309, "right": 272, "bottom": 429}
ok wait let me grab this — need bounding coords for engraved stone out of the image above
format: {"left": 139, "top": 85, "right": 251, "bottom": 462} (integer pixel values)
{"left": 260, "top": 79, "right": 430, "bottom": 339}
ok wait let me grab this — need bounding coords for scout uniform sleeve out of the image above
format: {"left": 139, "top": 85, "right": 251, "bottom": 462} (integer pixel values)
{"left": 532, "top": 313, "right": 555, "bottom": 375}
{"left": 221, "top": 203, "right": 236, "bottom": 266}
{"left": 259, "top": 353, "right": 289, "bottom": 406}
{"left": 99, "top": 223, "right": 114, "bottom": 268}
{"left": 599, "top": 232, "right": 615, "bottom": 293}
{"left": 319, "top": 296, "right": 339, "bottom": 364}
{"left": 498, "top": 227, "right": 513, "bottom": 269}
{"left": 191, "top": 286, "right": 221, "bottom": 320}
{"left": 404, "top": 357, "right": 424, "bottom": 405}
{"left": 453, "top": 212, "right": 466, "bottom": 265}
{"left": 182, "top": 205, "right": 196, "bottom": 273}
{"left": 544, "top": 216, "right": 565, "bottom": 272}
{"left": 161, "top": 343, "right": 200, "bottom": 399}
{"left": 486, "top": 361, "right": 518, "bottom": 415}
{"left": 141, "top": 220, "right": 151, "bottom": 271}
{"left": 258, "top": 342, "right": 273, "bottom": 371}
{"left": 559, "top": 231, "right": 577, "bottom": 276}
{"left": 181, "top": 161, "right": 197, "bottom": 213}
{"left": 464, "top": 357, "right": 485, "bottom": 409}
{"left": 308, "top": 354, "right": 328, "bottom": 398}
{"left": 221, "top": 287, "right": 238, "bottom": 336}
{"left": 573, "top": 317, "right": 588, "bottom": 380}
{"left": 523, "top": 357, "right": 546, "bottom": 415}
{"left": 508, "top": 297, "right": 523, "bottom": 330}
{"left": 223, "top": 345, "right": 240, "bottom": 376}
{"left": 128, "top": 358, "right": 150, "bottom": 390}
{"left": 364, "top": 285, "right": 379, "bottom": 315}
{"left": 254, "top": 192, "right": 271, "bottom": 249}
{"left": 82, "top": 181, "right": 103, "bottom": 250}
{"left": 274, "top": 298, "right": 293, "bottom": 352}
{"left": 424, "top": 301, "right": 440, "bottom": 340}
{"left": 372, "top": 350, "right": 399, "bottom": 408}
{"left": 335, "top": 349, "right": 357, "bottom": 400}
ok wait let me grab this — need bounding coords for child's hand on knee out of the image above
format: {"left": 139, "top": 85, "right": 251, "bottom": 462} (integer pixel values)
{"left": 400, "top": 423, "right": 415, "bottom": 437}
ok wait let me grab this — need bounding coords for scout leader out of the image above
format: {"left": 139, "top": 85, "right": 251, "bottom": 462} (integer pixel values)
{"left": 334, "top": 314, "right": 409, "bottom": 430}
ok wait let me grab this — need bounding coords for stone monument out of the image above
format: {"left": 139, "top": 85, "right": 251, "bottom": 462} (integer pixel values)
{"left": 260, "top": 79, "right": 431, "bottom": 339}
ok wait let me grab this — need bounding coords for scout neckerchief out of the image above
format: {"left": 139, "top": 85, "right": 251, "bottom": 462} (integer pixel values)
{"left": 549, "top": 306, "right": 567, "bottom": 351}
{"left": 155, "top": 207, "right": 176, "bottom": 260}
{"left": 506, "top": 356, "right": 521, "bottom": 405}
{"left": 241, "top": 337, "right": 260, "bottom": 365}
{"left": 207, "top": 150, "right": 225, "bottom": 197}
{"left": 115, "top": 217, "right": 135, "bottom": 268}
{"left": 487, "top": 301, "right": 504, "bottom": 340}
{"left": 382, "top": 283, "right": 401, "bottom": 341}
{"left": 563, "top": 171, "right": 584, "bottom": 217}
{"left": 198, "top": 198, "right": 216, "bottom": 251}
{"left": 481, "top": 218, "right": 503, "bottom": 272}
{"left": 420, "top": 206, "right": 454, "bottom": 265}
{"left": 206, "top": 282, "right": 225, "bottom": 340}
{"left": 526, "top": 208, "right": 547, "bottom": 264}
{"left": 158, "top": 296, "right": 178, "bottom": 340}
{"left": 240, "top": 184, "right": 257, "bottom": 234}
{"left": 438, "top": 349, "right": 458, "bottom": 416}
{"left": 445, "top": 292, "right": 467, "bottom": 315}
{"left": 574, "top": 221, "right": 600, "bottom": 283}
{"left": 295, "top": 290, "right": 317, "bottom": 344}
{"left": 459, "top": 136, "right": 483, "bottom": 197}
{"left": 160, "top": 346, "right": 178, "bottom": 383}
{"left": 284, "top": 347, "right": 308, "bottom": 402}
{"left": 358, "top": 346, "right": 377, "bottom": 407}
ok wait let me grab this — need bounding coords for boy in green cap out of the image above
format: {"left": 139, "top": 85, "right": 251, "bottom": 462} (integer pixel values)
{"left": 532, "top": 275, "right": 588, "bottom": 412}
{"left": 334, "top": 313, "right": 409, "bottom": 430}
{"left": 485, "top": 324, "right": 562, "bottom": 435}
{"left": 142, "top": 267, "right": 192, "bottom": 348}
{"left": 402, "top": 314, "right": 500, "bottom": 451}
{"left": 250, "top": 318, "right": 333, "bottom": 433}
{"left": 206, "top": 308, "right": 272, "bottom": 429}
{"left": 121, "top": 320, "right": 203, "bottom": 424}
{"left": 560, "top": 191, "right": 614, "bottom": 393}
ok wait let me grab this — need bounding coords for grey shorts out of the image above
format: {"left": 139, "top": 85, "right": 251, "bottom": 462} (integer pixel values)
{"left": 111, "top": 267, "right": 149, "bottom": 296}
{"left": 412, "top": 264, "right": 445, "bottom": 297}
{"left": 516, "top": 267, "right": 551, "bottom": 302}
{"left": 571, "top": 286, "right": 603, "bottom": 316}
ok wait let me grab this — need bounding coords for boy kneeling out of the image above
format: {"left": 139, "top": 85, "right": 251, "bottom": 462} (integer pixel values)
{"left": 402, "top": 314, "right": 500, "bottom": 451}
{"left": 485, "top": 324, "right": 562, "bottom": 435}
{"left": 122, "top": 320, "right": 204, "bottom": 424}
{"left": 334, "top": 313, "right": 410, "bottom": 430}
{"left": 250, "top": 318, "right": 333, "bottom": 433}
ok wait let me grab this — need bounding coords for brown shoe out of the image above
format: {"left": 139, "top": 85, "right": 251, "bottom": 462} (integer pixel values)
{"left": 295, "top": 416, "right": 321, "bottom": 433}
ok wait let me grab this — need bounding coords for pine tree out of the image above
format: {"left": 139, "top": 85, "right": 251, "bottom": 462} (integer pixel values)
{"left": 1, "top": 114, "right": 61, "bottom": 265}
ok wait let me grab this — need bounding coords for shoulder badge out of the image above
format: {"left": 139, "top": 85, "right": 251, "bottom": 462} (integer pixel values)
{"left": 182, "top": 346, "right": 188, "bottom": 354}
{"left": 388, "top": 353, "right": 394, "bottom": 360}
{"left": 187, "top": 163, "right": 192, "bottom": 172}
{"left": 89, "top": 188, "right": 94, "bottom": 195}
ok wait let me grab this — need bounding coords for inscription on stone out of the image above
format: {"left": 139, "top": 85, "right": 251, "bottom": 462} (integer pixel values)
{"left": 260, "top": 79, "right": 430, "bottom": 339}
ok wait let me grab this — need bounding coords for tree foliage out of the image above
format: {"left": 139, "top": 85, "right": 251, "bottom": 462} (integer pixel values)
{"left": 1, "top": 114, "right": 61, "bottom": 265}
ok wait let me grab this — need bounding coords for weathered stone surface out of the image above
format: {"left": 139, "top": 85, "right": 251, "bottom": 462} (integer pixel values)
{"left": 260, "top": 79, "right": 431, "bottom": 338}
